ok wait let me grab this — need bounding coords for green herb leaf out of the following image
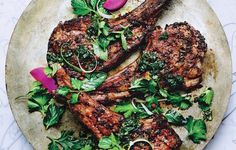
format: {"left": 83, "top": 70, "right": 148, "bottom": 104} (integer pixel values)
{"left": 48, "top": 131, "right": 81, "bottom": 150}
{"left": 90, "top": 0, "right": 98, "bottom": 9}
{"left": 129, "top": 78, "right": 157, "bottom": 94}
{"left": 165, "top": 110, "right": 187, "bottom": 126}
{"left": 159, "top": 32, "right": 168, "bottom": 41}
{"left": 81, "top": 72, "right": 107, "bottom": 92}
{"left": 56, "top": 86, "right": 71, "bottom": 96}
{"left": 114, "top": 103, "right": 138, "bottom": 118}
{"left": 145, "top": 96, "right": 163, "bottom": 113}
{"left": 71, "top": 78, "right": 83, "bottom": 90}
{"left": 98, "top": 134, "right": 122, "bottom": 150}
{"left": 70, "top": 93, "right": 80, "bottom": 104}
{"left": 43, "top": 102, "right": 65, "bottom": 129}
{"left": 197, "top": 88, "right": 214, "bottom": 111}
{"left": 121, "top": 33, "right": 128, "bottom": 50}
{"left": 81, "top": 145, "right": 93, "bottom": 150}
{"left": 164, "top": 74, "right": 184, "bottom": 89}
{"left": 27, "top": 89, "right": 52, "bottom": 114}
{"left": 48, "top": 140, "right": 59, "bottom": 150}
{"left": 185, "top": 116, "right": 207, "bottom": 143}
{"left": 93, "top": 40, "right": 108, "bottom": 61}
{"left": 44, "top": 64, "right": 58, "bottom": 77}
{"left": 179, "top": 100, "right": 192, "bottom": 110}
{"left": 71, "top": 0, "right": 93, "bottom": 16}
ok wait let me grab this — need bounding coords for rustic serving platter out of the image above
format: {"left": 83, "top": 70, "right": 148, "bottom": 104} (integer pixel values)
{"left": 6, "top": 0, "right": 232, "bottom": 149}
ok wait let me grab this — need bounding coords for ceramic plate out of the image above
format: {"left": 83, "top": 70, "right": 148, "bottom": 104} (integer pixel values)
{"left": 6, "top": 0, "right": 232, "bottom": 149}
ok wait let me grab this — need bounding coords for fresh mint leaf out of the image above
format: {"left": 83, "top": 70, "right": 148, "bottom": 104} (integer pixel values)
{"left": 165, "top": 110, "right": 187, "bottom": 126}
{"left": 43, "top": 102, "right": 65, "bottom": 129}
{"left": 185, "top": 116, "right": 207, "bottom": 144}
{"left": 81, "top": 72, "right": 107, "bottom": 92}
{"left": 71, "top": 78, "right": 83, "bottom": 90}
{"left": 56, "top": 86, "right": 71, "bottom": 96}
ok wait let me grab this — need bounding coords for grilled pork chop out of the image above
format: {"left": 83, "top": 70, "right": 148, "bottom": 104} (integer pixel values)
{"left": 47, "top": 0, "right": 169, "bottom": 78}
{"left": 132, "top": 114, "right": 182, "bottom": 150}
{"left": 90, "top": 22, "right": 208, "bottom": 104}
{"left": 56, "top": 68, "right": 123, "bottom": 139}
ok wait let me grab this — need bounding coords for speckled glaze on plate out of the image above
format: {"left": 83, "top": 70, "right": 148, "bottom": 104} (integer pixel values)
{"left": 5, "top": 0, "right": 232, "bottom": 149}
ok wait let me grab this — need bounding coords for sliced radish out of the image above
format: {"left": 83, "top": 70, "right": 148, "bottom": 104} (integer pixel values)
{"left": 30, "top": 67, "right": 58, "bottom": 92}
{"left": 103, "top": 0, "right": 127, "bottom": 11}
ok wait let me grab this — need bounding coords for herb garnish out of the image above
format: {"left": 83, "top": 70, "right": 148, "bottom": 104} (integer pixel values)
{"left": 27, "top": 82, "right": 65, "bottom": 129}
{"left": 71, "top": 0, "right": 99, "bottom": 16}
{"left": 48, "top": 130, "right": 96, "bottom": 150}
{"left": 165, "top": 110, "right": 187, "bottom": 126}
{"left": 98, "top": 133, "right": 123, "bottom": 150}
{"left": 196, "top": 88, "right": 214, "bottom": 121}
{"left": 185, "top": 116, "right": 207, "bottom": 144}
{"left": 139, "top": 52, "right": 165, "bottom": 75}
{"left": 159, "top": 31, "right": 168, "bottom": 40}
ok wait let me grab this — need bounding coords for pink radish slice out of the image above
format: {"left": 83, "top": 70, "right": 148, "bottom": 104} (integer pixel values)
{"left": 103, "top": 0, "right": 127, "bottom": 11}
{"left": 30, "top": 67, "right": 58, "bottom": 92}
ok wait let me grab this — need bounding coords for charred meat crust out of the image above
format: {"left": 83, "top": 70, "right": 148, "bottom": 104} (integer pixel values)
{"left": 47, "top": 0, "right": 169, "bottom": 77}
{"left": 132, "top": 114, "right": 182, "bottom": 150}
{"left": 148, "top": 22, "right": 207, "bottom": 89}
{"left": 70, "top": 93, "right": 124, "bottom": 139}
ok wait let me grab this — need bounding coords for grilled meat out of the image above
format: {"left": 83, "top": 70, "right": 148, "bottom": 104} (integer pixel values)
{"left": 70, "top": 93, "right": 124, "bottom": 139}
{"left": 146, "top": 22, "right": 207, "bottom": 89}
{"left": 131, "top": 114, "right": 182, "bottom": 150}
{"left": 55, "top": 68, "right": 123, "bottom": 139}
{"left": 89, "top": 22, "right": 207, "bottom": 103}
{"left": 47, "top": 0, "right": 169, "bottom": 78}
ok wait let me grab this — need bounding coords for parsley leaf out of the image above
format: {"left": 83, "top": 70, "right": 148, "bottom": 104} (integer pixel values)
{"left": 93, "top": 40, "right": 108, "bottom": 61}
{"left": 43, "top": 102, "right": 65, "bottom": 129}
{"left": 71, "top": 78, "right": 83, "bottom": 90}
{"left": 71, "top": 0, "right": 96, "bottom": 16}
{"left": 56, "top": 86, "right": 71, "bottom": 96}
{"left": 44, "top": 64, "right": 58, "bottom": 77}
{"left": 185, "top": 116, "right": 207, "bottom": 143}
{"left": 129, "top": 78, "right": 157, "bottom": 94}
{"left": 98, "top": 134, "right": 122, "bottom": 150}
{"left": 27, "top": 85, "right": 52, "bottom": 115}
{"left": 81, "top": 72, "right": 107, "bottom": 92}
{"left": 114, "top": 102, "right": 139, "bottom": 118}
{"left": 196, "top": 88, "right": 214, "bottom": 111}
{"left": 70, "top": 93, "right": 80, "bottom": 104}
{"left": 165, "top": 110, "right": 187, "bottom": 126}
{"left": 26, "top": 83, "right": 65, "bottom": 129}
{"left": 196, "top": 88, "right": 214, "bottom": 121}
{"left": 159, "top": 89, "right": 192, "bottom": 110}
